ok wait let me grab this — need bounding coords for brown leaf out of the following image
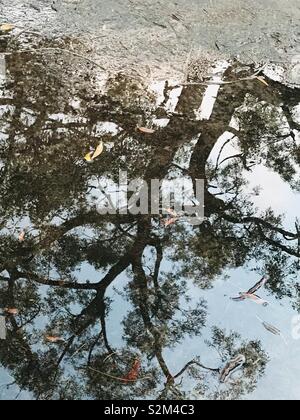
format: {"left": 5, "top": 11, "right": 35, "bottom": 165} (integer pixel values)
{"left": 137, "top": 127, "right": 156, "bottom": 134}
{"left": 18, "top": 231, "right": 26, "bottom": 243}
{"left": 4, "top": 308, "right": 19, "bottom": 315}
{"left": 164, "top": 217, "right": 178, "bottom": 227}
{"left": 45, "top": 335, "right": 63, "bottom": 343}
{"left": 165, "top": 208, "right": 178, "bottom": 217}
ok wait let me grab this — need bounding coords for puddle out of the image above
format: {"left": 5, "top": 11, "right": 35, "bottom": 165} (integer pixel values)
{"left": 0, "top": 34, "right": 300, "bottom": 400}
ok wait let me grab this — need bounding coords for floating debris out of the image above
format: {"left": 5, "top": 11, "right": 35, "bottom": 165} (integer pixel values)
{"left": 261, "top": 320, "right": 281, "bottom": 336}
{"left": 256, "top": 316, "right": 287, "bottom": 344}
{"left": 137, "top": 127, "right": 156, "bottom": 134}
{"left": 45, "top": 335, "right": 65, "bottom": 344}
{"left": 220, "top": 354, "right": 246, "bottom": 383}
{"left": 0, "top": 24, "right": 14, "bottom": 32}
{"left": 84, "top": 141, "right": 104, "bottom": 162}
{"left": 4, "top": 308, "right": 19, "bottom": 315}
{"left": 255, "top": 76, "right": 269, "bottom": 87}
{"left": 18, "top": 231, "right": 26, "bottom": 243}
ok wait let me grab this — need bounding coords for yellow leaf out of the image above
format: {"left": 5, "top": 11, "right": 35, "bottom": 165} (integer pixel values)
{"left": 0, "top": 24, "right": 14, "bottom": 32}
{"left": 91, "top": 141, "right": 104, "bottom": 160}
{"left": 84, "top": 152, "right": 93, "bottom": 162}
{"left": 255, "top": 76, "right": 269, "bottom": 87}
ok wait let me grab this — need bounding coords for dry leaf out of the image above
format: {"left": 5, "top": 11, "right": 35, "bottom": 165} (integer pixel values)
{"left": 84, "top": 152, "right": 93, "bottom": 162}
{"left": 4, "top": 308, "right": 19, "bottom": 315}
{"left": 165, "top": 208, "right": 178, "bottom": 217}
{"left": 137, "top": 127, "right": 156, "bottom": 134}
{"left": 0, "top": 24, "right": 14, "bottom": 32}
{"left": 18, "top": 231, "right": 26, "bottom": 243}
{"left": 84, "top": 141, "right": 104, "bottom": 162}
{"left": 255, "top": 76, "right": 269, "bottom": 87}
{"left": 91, "top": 141, "right": 104, "bottom": 159}
{"left": 164, "top": 217, "right": 178, "bottom": 227}
{"left": 45, "top": 335, "right": 63, "bottom": 343}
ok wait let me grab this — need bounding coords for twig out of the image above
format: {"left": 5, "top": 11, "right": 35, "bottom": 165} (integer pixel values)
{"left": 5, "top": 47, "right": 105, "bottom": 71}
{"left": 174, "top": 359, "right": 220, "bottom": 379}
{"left": 83, "top": 366, "right": 152, "bottom": 383}
{"left": 215, "top": 136, "right": 236, "bottom": 171}
{"left": 181, "top": 65, "right": 267, "bottom": 87}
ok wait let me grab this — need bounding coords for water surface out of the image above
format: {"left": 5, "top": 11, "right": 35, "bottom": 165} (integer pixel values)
{"left": 0, "top": 38, "right": 300, "bottom": 400}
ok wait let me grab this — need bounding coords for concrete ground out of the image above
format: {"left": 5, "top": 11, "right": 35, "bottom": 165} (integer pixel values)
{"left": 0, "top": 0, "right": 300, "bottom": 80}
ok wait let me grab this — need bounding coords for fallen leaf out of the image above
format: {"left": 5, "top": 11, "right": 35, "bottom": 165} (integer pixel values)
{"left": 84, "top": 152, "right": 93, "bottom": 162}
{"left": 255, "top": 76, "right": 269, "bottom": 87}
{"left": 137, "top": 127, "right": 156, "bottom": 134}
{"left": 164, "top": 217, "right": 178, "bottom": 227}
{"left": 91, "top": 141, "right": 104, "bottom": 159}
{"left": 84, "top": 141, "right": 105, "bottom": 162}
{"left": 4, "top": 308, "right": 19, "bottom": 315}
{"left": 0, "top": 24, "right": 14, "bottom": 32}
{"left": 165, "top": 208, "right": 178, "bottom": 217}
{"left": 45, "top": 335, "right": 64, "bottom": 343}
{"left": 18, "top": 231, "right": 26, "bottom": 243}
{"left": 122, "top": 358, "right": 141, "bottom": 382}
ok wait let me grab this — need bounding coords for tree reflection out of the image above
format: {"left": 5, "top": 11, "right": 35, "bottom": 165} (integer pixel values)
{"left": 0, "top": 38, "right": 299, "bottom": 400}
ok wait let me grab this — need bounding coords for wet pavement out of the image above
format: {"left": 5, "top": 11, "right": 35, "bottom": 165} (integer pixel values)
{"left": 0, "top": 2, "right": 300, "bottom": 401}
